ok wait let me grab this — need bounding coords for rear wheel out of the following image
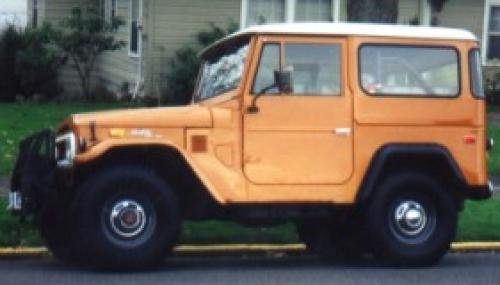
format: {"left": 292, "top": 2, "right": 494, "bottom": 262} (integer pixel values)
{"left": 365, "top": 172, "right": 458, "bottom": 266}
{"left": 71, "top": 166, "right": 181, "bottom": 269}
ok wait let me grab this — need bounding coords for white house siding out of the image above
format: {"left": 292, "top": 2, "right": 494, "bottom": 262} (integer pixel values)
{"left": 27, "top": 0, "right": 47, "bottom": 26}
{"left": 398, "top": 0, "right": 420, "bottom": 24}
{"left": 436, "top": 0, "right": 484, "bottom": 42}
{"left": 144, "top": 0, "right": 241, "bottom": 98}
{"left": 94, "top": 0, "right": 139, "bottom": 97}
{"left": 35, "top": 0, "right": 84, "bottom": 97}
{"left": 25, "top": 0, "right": 139, "bottom": 98}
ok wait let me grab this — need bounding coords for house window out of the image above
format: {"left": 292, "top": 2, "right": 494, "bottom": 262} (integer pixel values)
{"left": 241, "top": 0, "right": 339, "bottom": 28}
{"left": 111, "top": 0, "right": 117, "bottom": 19}
{"left": 295, "top": 0, "right": 333, "bottom": 22}
{"left": 487, "top": 6, "right": 500, "bottom": 61}
{"left": 129, "top": 0, "right": 141, "bottom": 57}
{"left": 32, "top": 0, "right": 39, "bottom": 28}
{"left": 101, "top": 0, "right": 117, "bottom": 22}
{"left": 246, "top": 0, "right": 285, "bottom": 26}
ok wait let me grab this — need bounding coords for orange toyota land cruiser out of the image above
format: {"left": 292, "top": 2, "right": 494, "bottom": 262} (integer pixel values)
{"left": 8, "top": 23, "right": 493, "bottom": 268}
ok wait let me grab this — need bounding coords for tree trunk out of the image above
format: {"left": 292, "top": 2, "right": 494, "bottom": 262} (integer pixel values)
{"left": 347, "top": 0, "right": 399, "bottom": 23}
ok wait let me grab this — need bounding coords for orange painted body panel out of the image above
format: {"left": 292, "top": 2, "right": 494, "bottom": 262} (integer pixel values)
{"left": 63, "top": 32, "right": 487, "bottom": 205}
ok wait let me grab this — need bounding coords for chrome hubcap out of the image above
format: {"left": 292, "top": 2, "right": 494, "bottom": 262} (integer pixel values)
{"left": 394, "top": 200, "right": 427, "bottom": 236}
{"left": 109, "top": 200, "right": 146, "bottom": 238}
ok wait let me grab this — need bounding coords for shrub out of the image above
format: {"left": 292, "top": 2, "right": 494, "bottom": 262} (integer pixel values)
{"left": 162, "top": 22, "right": 238, "bottom": 105}
{"left": 0, "top": 25, "right": 22, "bottom": 102}
{"left": 16, "top": 23, "right": 66, "bottom": 101}
{"left": 0, "top": 24, "right": 65, "bottom": 102}
{"left": 55, "top": 6, "right": 125, "bottom": 100}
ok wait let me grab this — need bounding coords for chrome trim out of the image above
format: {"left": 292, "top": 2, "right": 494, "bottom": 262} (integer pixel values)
{"left": 333, "top": 128, "right": 352, "bottom": 136}
{"left": 7, "top": 192, "right": 22, "bottom": 211}
{"left": 109, "top": 200, "right": 147, "bottom": 239}
{"left": 394, "top": 200, "right": 427, "bottom": 236}
{"left": 55, "top": 132, "right": 76, "bottom": 168}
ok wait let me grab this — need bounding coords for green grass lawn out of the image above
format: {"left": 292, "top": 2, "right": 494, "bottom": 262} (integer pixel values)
{"left": 488, "top": 123, "right": 500, "bottom": 176}
{"left": 0, "top": 102, "right": 500, "bottom": 246}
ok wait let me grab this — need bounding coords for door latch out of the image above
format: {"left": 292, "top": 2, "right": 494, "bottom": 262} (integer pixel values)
{"left": 333, "top": 128, "right": 351, "bottom": 136}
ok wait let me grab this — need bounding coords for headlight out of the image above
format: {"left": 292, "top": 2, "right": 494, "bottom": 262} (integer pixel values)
{"left": 55, "top": 132, "right": 76, "bottom": 168}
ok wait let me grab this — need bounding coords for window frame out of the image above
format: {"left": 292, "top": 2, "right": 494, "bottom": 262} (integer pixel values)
{"left": 357, "top": 43, "right": 462, "bottom": 99}
{"left": 240, "top": 0, "right": 340, "bottom": 29}
{"left": 111, "top": 0, "right": 117, "bottom": 19}
{"left": 32, "top": 0, "right": 38, "bottom": 28}
{"left": 128, "top": 0, "right": 142, "bottom": 58}
{"left": 483, "top": 0, "right": 500, "bottom": 65}
{"left": 100, "top": 0, "right": 117, "bottom": 22}
{"left": 294, "top": 0, "right": 334, "bottom": 22}
{"left": 469, "top": 48, "right": 485, "bottom": 99}
{"left": 250, "top": 40, "right": 343, "bottom": 97}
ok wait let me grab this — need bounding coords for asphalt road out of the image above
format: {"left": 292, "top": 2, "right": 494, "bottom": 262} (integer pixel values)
{"left": 0, "top": 252, "right": 498, "bottom": 285}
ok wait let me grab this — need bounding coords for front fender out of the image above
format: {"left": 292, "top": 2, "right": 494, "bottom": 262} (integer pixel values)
{"left": 74, "top": 139, "right": 226, "bottom": 203}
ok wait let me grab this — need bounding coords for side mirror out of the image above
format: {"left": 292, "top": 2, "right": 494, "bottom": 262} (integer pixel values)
{"left": 274, "top": 70, "right": 293, "bottom": 94}
{"left": 247, "top": 70, "right": 293, "bottom": 114}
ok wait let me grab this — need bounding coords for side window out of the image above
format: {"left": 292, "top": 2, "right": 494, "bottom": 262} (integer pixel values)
{"left": 359, "top": 45, "right": 459, "bottom": 97}
{"left": 252, "top": 44, "right": 280, "bottom": 94}
{"left": 470, "top": 49, "right": 485, "bottom": 98}
{"left": 284, "top": 44, "right": 341, "bottom": 95}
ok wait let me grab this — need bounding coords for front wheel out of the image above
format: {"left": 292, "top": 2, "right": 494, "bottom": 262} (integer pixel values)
{"left": 365, "top": 173, "right": 458, "bottom": 266}
{"left": 71, "top": 166, "right": 181, "bottom": 269}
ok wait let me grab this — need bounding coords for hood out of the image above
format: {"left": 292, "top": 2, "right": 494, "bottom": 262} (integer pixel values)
{"left": 65, "top": 105, "right": 212, "bottom": 129}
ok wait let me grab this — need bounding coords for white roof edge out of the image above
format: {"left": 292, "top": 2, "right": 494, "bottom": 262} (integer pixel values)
{"left": 202, "top": 22, "right": 477, "bottom": 56}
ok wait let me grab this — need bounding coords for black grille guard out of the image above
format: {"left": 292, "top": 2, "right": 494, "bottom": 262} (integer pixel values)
{"left": 10, "top": 130, "right": 57, "bottom": 215}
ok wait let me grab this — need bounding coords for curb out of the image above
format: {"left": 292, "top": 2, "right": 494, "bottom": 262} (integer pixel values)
{"left": 1, "top": 242, "right": 500, "bottom": 258}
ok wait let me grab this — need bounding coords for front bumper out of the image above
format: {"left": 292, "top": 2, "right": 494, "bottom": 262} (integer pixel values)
{"left": 464, "top": 181, "right": 494, "bottom": 200}
{"left": 7, "top": 130, "right": 57, "bottom": 216}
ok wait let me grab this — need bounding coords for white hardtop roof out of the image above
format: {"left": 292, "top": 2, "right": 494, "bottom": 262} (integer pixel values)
{"left": 203, "top": 22, "right": 477, "bottom": 56}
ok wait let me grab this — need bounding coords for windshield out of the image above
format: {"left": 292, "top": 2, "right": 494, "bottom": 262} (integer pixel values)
{"left": 194, "top": 38, "right": 250, "bottom": 102}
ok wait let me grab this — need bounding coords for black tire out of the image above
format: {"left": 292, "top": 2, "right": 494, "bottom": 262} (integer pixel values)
{"left": 70, "top": 166, "right": 180, "bottom": 269}
{"left": 296, "top": 221, "right": 367, "bottom": 261}
{"left": 365, "top": 172, "right": 458, "bottom": 266}
{"left": 39, "top": 201, "right": 77, "bottom": 263}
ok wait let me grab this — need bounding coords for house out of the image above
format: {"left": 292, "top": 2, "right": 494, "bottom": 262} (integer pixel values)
{"left": 26, "top": 0, "right": 500, "bottom": 99}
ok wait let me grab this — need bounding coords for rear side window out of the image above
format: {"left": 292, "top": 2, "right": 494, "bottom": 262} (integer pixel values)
{"left": 469, "top": 49, "right": 485, "bottom": 98}
{"left": 359, "top": 45, "right": 459, "bottom": 97}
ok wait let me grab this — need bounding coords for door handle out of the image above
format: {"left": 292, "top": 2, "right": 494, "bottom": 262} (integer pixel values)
{"left": 333, "top": 128, "right": 351, "bottom": 136}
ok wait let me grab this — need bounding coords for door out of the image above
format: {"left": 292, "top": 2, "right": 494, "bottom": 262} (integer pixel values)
{"left": 243, "top": 36, "right": 353, "bottom": 185}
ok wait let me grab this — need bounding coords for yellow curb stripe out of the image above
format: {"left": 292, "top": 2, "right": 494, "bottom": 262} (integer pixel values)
{"left": 175, "top": 244, "right": 307, "bottom": 253}
{"left": 1, "top": 242, "right": 500, "bottom": 257}
{"left": 0, "top": 247, "right": 48, "bottom": 256}
{"left": 451, "top": 242, "right": 500, "bottom": 250}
